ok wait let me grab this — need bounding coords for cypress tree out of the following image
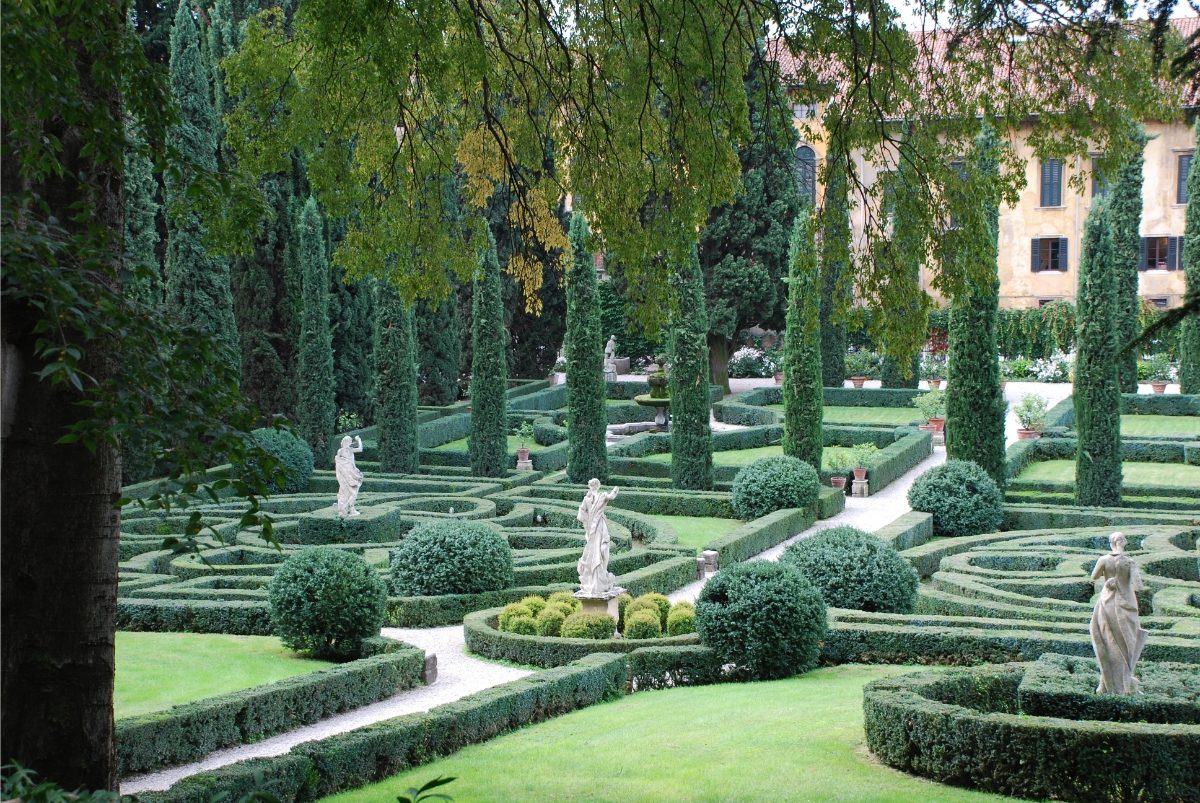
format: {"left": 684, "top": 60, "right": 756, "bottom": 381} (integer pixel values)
{"left": 469, "top": 230, "right": 510, "bottom": 477}
{"left": 328, "top": 207, "right": 375, "bottom": 424}
{"left": 1180, "top": 118, "right": 1200, "bottom": 394}
{"left": 820, "top": 137, "right": 851, "bottom": 387}
{"left": 565, "top": 213, "right": 608, "bottom": 483}
{"left": 295, "top": 196, "right": 337, "bottom": 462}
{"left": 416, "top": 294, "right": 462, "bottom": 405}
{"left": 123, "top": 121, "right": 161, "bottom": 309}
{"left": 373, "top": 281, "right": 419, "bottom": 473}
{"left": 781, "top": 209, "right": 823, "bottom": 470}
{"left": 946, "top": 123, "right": 1006, "bottom": 487}
{"left": 164, "top": 0, "right": 240, "bottom": 374}
{"left": 1075, "top": 200, "right": 1123, "bottom": 507}
{"left": 880, "top": 137, "right": 925, "bottom": 389}
{"left": 1109, "top": 130, "right": 1146, "bottom": 393}
{"left": 669, "top": 243, "right": 714, "bottom": 491}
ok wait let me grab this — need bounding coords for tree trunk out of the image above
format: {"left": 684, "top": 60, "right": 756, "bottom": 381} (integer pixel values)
{"left": 708, "top": 334, "right": 731, "bottom": 395}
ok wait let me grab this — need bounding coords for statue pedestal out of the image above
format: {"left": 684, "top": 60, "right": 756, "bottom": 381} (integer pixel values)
{"left": 851, "top": 478, "right": 870, "bottom": 497}
{"left": 516, "top": 458, "right": 534, "bottom": 471}
{"left": 574, "top": 587, "right": 625, "bottom": 625}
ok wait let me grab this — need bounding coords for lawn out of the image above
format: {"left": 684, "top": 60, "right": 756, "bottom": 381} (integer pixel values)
{"left": 643, "top": 444, "right": 855, "bottom": 469}
{"left": 643, "top": 514, "right": 742, "bottom": 552}
{"left": 1015, "top": 459, "right": 1200, "bottom": 489}
{"left": 765, "top": 404, "right": 921, "bottom": 427}
{"left": 322, "top": 664, "right": 1012, "bottom": 803}
{"left": 433, "top": 435, "right": 535, "bottom": 452}
{"left": 1119, "top": 414, "right": 1200, "bottom": 438}
{"left": 115, "top": 632, "right": 334, "bottom": 719}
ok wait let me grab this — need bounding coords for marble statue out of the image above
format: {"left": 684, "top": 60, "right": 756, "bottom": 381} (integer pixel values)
{"left": 1089, "top": 531, "right": 1148, "bottom": 695}
{"left": 603, "top": 335, "right": 619, "bottom": 381}
{"left": 335, "top": 435, "right": 365, "bottom": 517}
{"left": 577, "top": 478, "right": 619, "bottom": 596}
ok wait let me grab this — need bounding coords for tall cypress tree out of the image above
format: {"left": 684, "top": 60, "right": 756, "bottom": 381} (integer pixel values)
{"left": 781, "top": 209, "right": 823, "bottom": 470}
{"left": 565, "top": 213, "right": 608, "bottom": 483}
{"left": 670, "top": 243, "right": 714, "bottom": 490}
{"left": 416, "top": 293, "right": 462, "bottom": 405}
{"left": 469, "top": 230, "right": 510, "bottom": 477}
{"left": 123, "top": 121, "right": 161, "bottom": 309}
{"left": 946, "top": 123, "right": 1006, "bottom": 487}
{"left": 1075, "top": 200, "right": 1123, "bottom": 507}
{"left": 1109, "top": 130, "right": 1146, "bottom": 393}
{"left": 1180, "top": 118, "right": 1200, "bottom": 394}
{"left": 164, "top": 0, "right": 240, "bottom": 374}
{"left": 295, "top": 196, "right": 337, "bottom": 462}
{"left": 880, "top": 137, "right": 925, "bottom": 389}
{"left": 820, "top": 136, "right": 851, "bottom": 388}
{"left": 373, "top": 281, "right": 419, "bottom": 473}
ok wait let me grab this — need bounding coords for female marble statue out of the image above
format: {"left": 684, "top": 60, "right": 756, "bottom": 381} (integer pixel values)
{"left": 577, "top": 478, "right": 619, "bottom": 596}
{"left": 335, "top": 435, "right": 365, "bottom": 517}
{"left": 1089, "top": 531, "right": 1148, "bottom": 695}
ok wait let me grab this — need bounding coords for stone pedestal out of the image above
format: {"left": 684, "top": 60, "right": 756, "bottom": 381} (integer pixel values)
{"left": 694, "top": 556, "right": 707, "bottom": 579}
{"left": 851, "top": 478, "right": 870, "bottom": 497}
{"left": 423, "top": 654, "right": 438, "bottom": 685}
{"left": 516, "top": 458, "right": 534, "bottom": 471}
{"left": 575, "top": 587, "right": 624, "bottom": 625}
{"left": 701, "top": 550, "right": 720, "bottom": 572}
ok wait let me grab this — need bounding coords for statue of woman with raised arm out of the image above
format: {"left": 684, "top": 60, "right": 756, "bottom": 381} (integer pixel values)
{"left": 577, "top": 478, "right": 619, "bottom": 596}
{"left": 335, "top": 435, "right": 365, "bottom": 517}
{"left": 1089, "top": 531, "right": 1149, "bottom": 695}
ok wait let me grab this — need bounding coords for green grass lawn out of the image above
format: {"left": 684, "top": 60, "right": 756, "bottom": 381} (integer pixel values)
{"left": 643, "top": 514, "right": 742, "bottom": 551}
{"left": 1015, "top": 459, "right": 1200, "bottom": 489}
{"left": 433, "top": 435, "right": 535, "bottom": 452}
{"left": 322, "top": 664, "right": 1012, "bottom": 803}
{"left": 115, "top": 632, "right": 333, "bottom": 719}
{"left": 765, "top": 404, "right": 921, "bottom": 426}
{"left": 644, "top": 444, "right": 854, "bottom": 469}
{"left": 1119, "top": 414, "right": 1200, "bottom": 438}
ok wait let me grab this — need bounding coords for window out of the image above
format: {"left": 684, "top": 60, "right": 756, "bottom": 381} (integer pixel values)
{"left": 1091, "top": 157, "right": 1110, "bottom": 199}
{"left": 1139, "top": 236, "right": 1182, "bottom": 271}
{"left": 1031, "top": 237, "right": 1068, "bottom": 272}
{"left": 1040, "top": 159, "right": 1063, "bottom": 207}
{"left": 1149, "top": 297, "right": 1169, "bottom": 309}
{"left": 792, "top": 101, "right": 817, "bottom": 120}
{"left": 1179, "top": 153, "right": 1193, "bottom": 204}
{"left": 1037, "top": 298, "right": 1058, "bottom": 307}
{"left": 795, "top": 145, "right": 816, "bottom": 205}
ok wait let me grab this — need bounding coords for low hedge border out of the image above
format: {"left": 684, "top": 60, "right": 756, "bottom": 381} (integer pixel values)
{"left": 118, "top": 598, "right": 273, "bottom": 635}
{"left": 117, "top": 640, "right": 425, "bottom": 775}
{"left": 703, "top": 506, "right": 817, "bottom": 565}
{"left": 385, "top": 584, "right": 576, "bottom": 628}
{"left": 1122, "top": 392, "right": 1200, "bottom": 416}
{"left": 873, "top": 511, "right": 934, "bottom": 551}
{"left": 1018, "top": 653, "right": 1200, "bottom": 725}
{"left": 863, "top": 662, "right": 1200, "bottom": 802}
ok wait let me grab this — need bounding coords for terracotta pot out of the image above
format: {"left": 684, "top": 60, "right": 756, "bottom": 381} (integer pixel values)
{"left": 830, "top": 475, "right": 847, "bottom": 489}
{"left": 1151, "top": 381, "right": 1168, "bottom": 394}
{"left": 852, "top": 467, "right": 868, "bottom": 481}
{"left": 1016, "top": 429, "right": 1041, "bottom": 440}
{"left": 516, "top": 447, "right": 531, "bottom": 461}
{"left": 927, "top": 378, "right": 942, "bottom": 390}
{"left": 850, "top": 376, "right": 867, "bottom": 389}
{"left": 927, "top": 417, "right": 945, "bottom": 432}
{"left": 774, "top": 372, "right": 784, "bottom": 385}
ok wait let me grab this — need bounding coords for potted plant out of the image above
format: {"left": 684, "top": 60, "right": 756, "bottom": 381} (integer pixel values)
{"left": 1013, "top": 393, "right": 1048, "bottom": 439}
{"left": 913, "top": 389, "right": 947, "bottom": 432}
{"left": 1145, "top": 354, "right": 1173, "bottom": 394}
{"left": 514, "top": 420, "right": 535, "bottom": 462}
{"left": 849, "top": 442, "right": 879, "bottom": 482}
{"left": 921, "top": 352, "right": 947, "bottom": 390}
{"left": 845, "top": 350, "right": 876, "bottom": 389}
{"left": 826, "top": 451, "right": 850, "bottom": 490}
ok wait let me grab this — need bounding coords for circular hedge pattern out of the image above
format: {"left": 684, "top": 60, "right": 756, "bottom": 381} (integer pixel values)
{"left": 782, "top": 526, "right": 919, "bottom": 613}
{"left": 267, "top": 547, "right": 386, "bottom": 659}
{"left": 390, "top": 520, "right": 513, "bottom": 596}
{"left": 730, "top": 456, "right": 820, "bottom": 520}
{"left": 695, "top": 560, "right": 827, "bottom": 680}
{"left": 907, "top": 459, "right": 1004, "bottom": 537}
{"left": 251, "top": 427, "right": 315, "bottom": 494}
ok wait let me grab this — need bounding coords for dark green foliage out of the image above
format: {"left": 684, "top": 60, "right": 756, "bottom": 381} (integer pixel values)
{"left": 267, "top": 548, "right": 386, "bottom": 659}
{"left": 249, "top": 427, "right": 314, "bottom": 494}
{"left": 666, "top": 602, "right": 696, "bottom": 636}
{"left": 123, "top": 122, "right": 161, "bottom": 309}
{"left": 164, "top": 0, "right": 240, "bottom": 375}
{"left": 669, "top": 244, "right": 714, "bottom": 490}
{"left": 820, "top": 138, "right": 851, "bottom": 387}
{"left": 373, "top": 282, "right": 419, "bottom": 473}
{"left": 470, "top": 232, "right": 510, "bottom": 477}
{"left": 565, "top": 213, "right": 608, "bottom": 483}
{"left": 623, "top": 610, "right": 662, "bottom": 639}
{"left": 881, "top": 354, "right": 919, "bottom": 388}
{"left": 1108, "top": 131, "right": 1146, "bottom": 393}
{"left": 560, "top": 612, "right": 616, "bottom": 639}
{"left": 116, "top": 645, "right": 424, "bottom": 775}
{"left": 416, "top": 294, "right": 461, "bottom": 405}
{"left": 598, "top": 277, "right": 660, "bottom": 360}
{"left": 330, "top": 263, "right": 375, "bottom": 424}
{"left": 1181, "top": 118, "right": 1200, "bottom": 394}
{"left": 730, "top": 456, "right": 820, "bottom": 520}
{"left": 1074, "top": 201, "right": 1123, "bottom": 507}
{"left": 781, "top": 209, "right": 823, "bottom": 468}
{"left": 877, "top": 138, "right": 928, "bottom": 388}
{"left": 390, "top": 520, "right": 513, "bottom": 596}
{"left": 1019, "top": 654, "right": 1200, "bottom": 725}
{"left": 781, "top": 526, "right": 918, "bottom": 613}
{"left": 946, "top": 123, "right": 1006, "bottom": 487}
{"left": 695, "top": 560, "right": 827, "bottom": 680}
{"left": 295, "top": 197, "right": 337, "bottom": 461}
{"left": 616, "top": 592, "right": 634, "bottom": 631}
{"left": 907, "top": 459, "right": 1004, "bottom": 536}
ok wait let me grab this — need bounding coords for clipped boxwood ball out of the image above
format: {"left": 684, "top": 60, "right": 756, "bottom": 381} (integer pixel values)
{"left": 907, "top": 459, "right": 1004, "bottom": 537}
{"left": 390, "top": 520, "right": 513, "bottom": 596}
{"left": 781, "top": 527, "right": 919, "bottom": 613}
{"left": 536, "top": 606, "right": 566, "bottom": 637}
{"left": 624, "top": 610, "right": 662, "bottom": 640}
{"left": 267, "top": 547, "right": 386, "bottom": 659}
{"left": 730, "top": 456, "right": 820, "bottom": 520}
{"left": 507, "top": 615, "right": 538, "bottom": 636}
{"left": 667, "top": 602, "right": 696, "bottom": 636}
{"left": 498, "top": 603, "right": 534, "bottom": 631}
{"left": 560, "top": 612, "right": 615, "bottom": 639}
{"left": 250, "top": 427, "right": 314, "bottom": 494}
{"left": 696, "top": 560, "right": 827, "bottom": 680}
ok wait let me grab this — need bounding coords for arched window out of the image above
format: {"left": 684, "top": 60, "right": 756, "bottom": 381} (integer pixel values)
{"left": 795, "top": 146, "right": 816, "bottom": 205}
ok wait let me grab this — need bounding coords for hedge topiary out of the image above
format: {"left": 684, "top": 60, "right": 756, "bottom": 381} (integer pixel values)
{"left": 560, "top": 612, "right": 615, "bottom": 639}
{"left": 624, "top": 609, "right": 662, "bottom": 640}
{"left": 781, "top": 526, "right": 919, "bottom": 613}
{"left": 498, "top": 602, "right": 534, "bottom": 631}
{"left": 547, "top": 591, "right": 581, "bottom": 612}
{"left": 267, "top": 547, "right": 386, "bottom": 659}
{"left": 536, "top": 606, "right": 566, "bottom": 637}
{"left": 616, "top": 592, "right": 634, "bottom": 630}
{"left": 695, "top": 560, "right": 827, "bottom": 680}
{"left": 251, "top": 427, "right": 315, "bottom": 494}
{"left": 624, "top": 598, "right": 661, "bottom": 630}
{"left": 666, "top": 602, "right": 696, "bottom": 636}
{"left": 390, "top": 521, "right": 513, "bottom": 596}
{"left": 635, "top": 592, "right": 670, "bottom": 629}
{"left": 506, "top": 615, "right": 537, "bottom": 636}
{"left": 907, "top": 459, "right": 1004, "bottom": 537}
{"left": 730, "top": 456, "right": 820, "bottom": 520}
{"left": 519, "top": 595, "right": 547, "bottom": 617}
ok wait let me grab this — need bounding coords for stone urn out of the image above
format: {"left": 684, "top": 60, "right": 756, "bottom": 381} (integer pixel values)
{"left": 1016, "top": 429, "right": 1041, "bottom": 440}
{"left": 850, "top": 376, "right": 867, "bottom": 389}
{"left": 852, "top": 467, "right": 868, "bottom": 481}
{"left": 1151, "top": 381, "right": 1168, "bottom": 394}
{"left": 516, "top": 446, "right": 531, "bottom": 462}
